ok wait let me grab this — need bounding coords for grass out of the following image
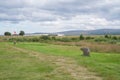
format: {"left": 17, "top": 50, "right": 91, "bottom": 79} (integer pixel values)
{"left": 50, "top": 41, "right": 120, "bottom": 53}
{"left": 15, "top": 42, "right": 120, "bottom": 80}
{"left": 0, "top": 42, "right": 120, "bottom": 80}
{"left": 0, "top": 42, "right": 75, "bottom": 80}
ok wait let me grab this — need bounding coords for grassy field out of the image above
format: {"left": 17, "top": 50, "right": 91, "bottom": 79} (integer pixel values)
{"left": 0, "top": 43, "right": 76, "bottom": 80}
{"left": 0, "top": 42, "right": 120, "bottom": 80}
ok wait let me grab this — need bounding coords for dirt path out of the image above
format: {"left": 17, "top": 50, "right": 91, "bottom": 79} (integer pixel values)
{"left": 10, "top": 45, "right": 102, "bottom": 80}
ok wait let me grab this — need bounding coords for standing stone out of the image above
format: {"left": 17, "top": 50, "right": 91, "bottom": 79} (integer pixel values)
{"left": 81, "top": 47, "right": 90, "bottom": 56}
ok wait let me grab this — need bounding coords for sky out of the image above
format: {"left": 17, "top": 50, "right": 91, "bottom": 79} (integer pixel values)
{"left": 0, "top": 0, "right": 120, "bottom": 35}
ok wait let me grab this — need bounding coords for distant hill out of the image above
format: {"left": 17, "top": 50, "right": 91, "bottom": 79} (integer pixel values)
{"left": 57, "top": 29, "right": 120, "bottom": 36}
{"left": 25, "top": 29, "right": 120, "bottom": 36}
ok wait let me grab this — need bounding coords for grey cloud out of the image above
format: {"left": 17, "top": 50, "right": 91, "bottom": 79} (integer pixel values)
{"left": 42, "top": 0, "right": 120, "bottom": 20}
{"left": 0, "top": 0, "right": 120, "bottom": 23}
{"left": 0, "top": 0, "right": 25, "bottom": 8}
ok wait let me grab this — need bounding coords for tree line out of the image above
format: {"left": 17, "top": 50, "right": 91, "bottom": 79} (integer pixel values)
{"left": 3, "top": 30, "right": 120, "bottom": 44}
{"left": 4, "top": 31, "right": 25, "bottom": 36}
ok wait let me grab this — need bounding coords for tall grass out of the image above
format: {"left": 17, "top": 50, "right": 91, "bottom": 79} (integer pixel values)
{"left": 50, "top": 41, "right": 120, "bottom": 53}
{"left": 1, "top": 35, "right": 120, "bottom": 53}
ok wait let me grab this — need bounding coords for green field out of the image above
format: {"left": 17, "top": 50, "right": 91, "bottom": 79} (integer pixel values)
{"left": 0, "top": 42, "right": 120, "bottom": 80}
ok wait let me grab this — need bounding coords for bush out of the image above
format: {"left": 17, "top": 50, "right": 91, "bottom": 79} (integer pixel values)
{"left": 71, "top": 37, "right": 79, "bottom": 41}
{"left": 109, "top": 40, "right": 117, "bottom": 44}
{"left": 94, "top": 38, "right": 108, "bottom": 42}
{"left": 79, "top": 34, "right": 84, "bottom": 40}
{"left": 85, "top": 36, "right": 94, "bottom": 40}
{"left": 40, "top": 36, "right": 51, "bottom": 40}
{"left": 112, "top": 36, "right": 118, "bottom": 40}
{"left": 31, "top": 37, "right": 40, "bottom": 42}
{"left": 51, "top": 36, "right": 56, "bottom": 40}
{"left": 60, "top": 37, "right": 72, "bottom": 42}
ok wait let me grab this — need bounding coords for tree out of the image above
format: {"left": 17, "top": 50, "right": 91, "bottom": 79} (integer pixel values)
{"left": 4, "top": 32, "right": 11, "bottom": 36}
{"left": 79, "top": 34, "right": 84, "bottom": 40}
{"left": 19, "top": 31, "right": 25, "bottom": 36}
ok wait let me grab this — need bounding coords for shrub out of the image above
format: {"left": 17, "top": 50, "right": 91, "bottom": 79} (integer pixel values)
{"left": 40, "top": 36, "right": 51, "bottom": 40}
{"left": 60, "top": 37, "right": 72, "bottom": 42}
{"left": 104, "top": 34, "right": 109, "bottom": 38}
{"left": 31, "top": 37, "right": 40, "bottom": 42}
{"left": 112, "top": 36, "right": 118, "bottom": 40}
{"left": 51, "top": 36, "right": 56, "bottom": 40}
{"left": 85, "top": 36, "right": 94, "bottom": 40}
{"left": 79, "top": 34, "right": 84, "bottom": 40}
{"left": 94, "top": 38, "right": 108, "bottom": 42}
{"left": 109, "top": 40, "right": 117, "bottom": 44}
{"left": 71, "top": 37, "right": 79, "bottom": 41}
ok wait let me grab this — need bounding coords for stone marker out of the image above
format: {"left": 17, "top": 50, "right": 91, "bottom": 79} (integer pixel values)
{"left": 13, "top": 41, "right": 16, "bottom": 45}
{"left": 81, "top": 47, "right": 90, "bottom": 56}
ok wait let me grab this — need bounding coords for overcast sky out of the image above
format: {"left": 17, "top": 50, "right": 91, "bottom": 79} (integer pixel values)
{"left": 0, "top": 0, "right": 120, "bottom": 34}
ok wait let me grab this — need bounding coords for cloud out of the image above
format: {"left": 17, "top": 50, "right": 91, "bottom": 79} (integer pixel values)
{"left": 0, "top": 0, "right": 120, "bottom": 34}
{"left": 0, "top": 0, "right": 120, "bottom": 21}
